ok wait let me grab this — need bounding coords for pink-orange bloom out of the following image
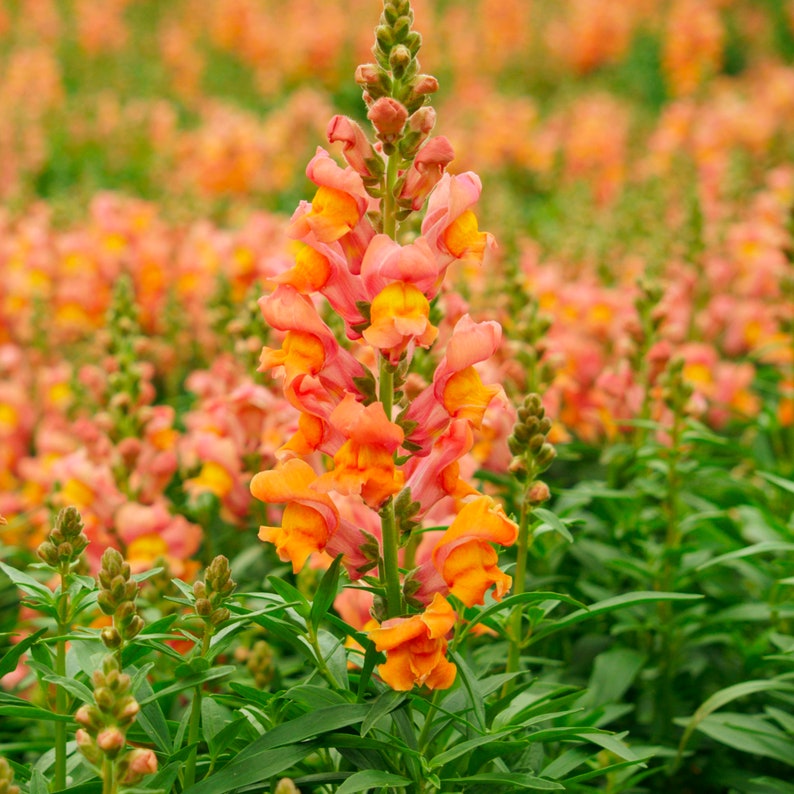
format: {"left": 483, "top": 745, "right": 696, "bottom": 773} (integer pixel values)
{"left": 115, "top": 500, "right": 202, "bottom": 579}
{"left": 422, "top": 172, "right": 494, "bottom": 266}
{"left": 432, "top": 496, "right": 518, "bottom": 607}
{"left": 369, "top": 592, "right": 457, "bottom": 691}
{"left": 313, "top": 393, "right": 405, "bottom": 509}
{"left": 327, "top": 114, "right": 380, "bottom": 177}
{"left": 251, "top": 458, "right": 339, "bottom": 572}
{"left": 362, "top": 282, "right": 438, "bottom": 364}
{"left": 268, "top": 239, "right": 369, "bottom": 335}
{"left": 403, "top": 419, "right": 478, "bottom": 518}
{"left": 288, "top": 148, "right": 370, "bottom": 243}
{"left": 399, "top": 136, "right": 455, "bottom": 211}
{"left": 404, "top": 314, "right": 503, "bottom": 454}
{"left": 360, "top": 234, "right": 443, "bottom": 300}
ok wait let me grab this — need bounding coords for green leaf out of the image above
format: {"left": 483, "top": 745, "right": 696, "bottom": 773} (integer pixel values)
{"left": 429, "top": 729, "right": 514, "bottom": 768}
{"left": 696, "top": 541, "right": 794, "bottom": 571}
{"left": 530, "top": 591, "right": 703, "bottom": 644}
{"left": 675, "top": 678, "right": 794, "bottom": 763}
{"left": 450, "top": 652, "right": 485, "bottom": 730}
{"left": 0, "top": 562, "right": 53, "bottom": 600}
{"left": 182, "top": 703, "right": 374, "bottom": 794}
{"left": 445, "top": 773, "right": 563, "bottom": 790}
{"left": 758, "top": 471, "right": 794, "bottom": 494}
{"left": 310, "top": 555, "right": 343, "bottom": 631}
{"left": 586, "top": 647, "right": 646, "bottom": 708}
{"left": 42, "top": 673, "right": 93, "bottom": 704}
{"left": 138, "top": 666, "right": 235, "bottom": 705}
{"left": 267, "top": 576, "right": 310, "bottom": 619}
{"left": 456, "top": 592, "right": 586, "bottom": 644}
{"left": 0, "top": 703, "right": 74, "bottom": 722}
{"left": 361, "top": 690, "right": 406, "bottom": 737}
{"left": 201, "top": 696, "right": 230, "bottom": 753}
{"left": 689, "top": 713, "right": 794, "bottom": 766}
{"left": 229, "top": 704, "right": 371, "bottom": 765}
{"left": 29, "top": 768, "right": 50, "bottom": 794}
{"left": 182, "top": 746, "right": 314, "bottom": 794}
{"left": 0, "top": 627, "right": 47, "bottom": 679}
{"left": 532, "top": 508, "right": 574, "bottom": 543}
{"left": 134, "top": 676, "right": 172, "bottom": 755}
{"left": 336, "top": 770, "right": 412, "bottom": 794}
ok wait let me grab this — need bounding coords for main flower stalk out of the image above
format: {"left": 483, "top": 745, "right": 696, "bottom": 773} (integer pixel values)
{"left": 251, "top": 0, "right": 517, "bottom": 691}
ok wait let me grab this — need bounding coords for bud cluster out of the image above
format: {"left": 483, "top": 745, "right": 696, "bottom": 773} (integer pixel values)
{"left": 661, "top": 357, "right": 694, "bottom": 415}
{"left": 97, "top": 547, "right": 144, "bottom": 651}
{"left": 193, "top": 555, "right": 236, "bottom": 627}
{"left": 75, "top": 655, "right": 157, "bottom": 784}
{"left": 353, "top": 0, "right": 443, "bottom": 221}
{"left": 105, "top": 274, "right": 146, "bottom": 440}
{"left": 244, "top": 639, "right": 275, "bottom": 689}
{"left": 0, "top": 757, "right": 19, "bottom": 794}
{"left": 508, "top": 394, "right": 556, "bottom": 505}
{"left": 36, "top": 506, "right": 89, "bottom": 570}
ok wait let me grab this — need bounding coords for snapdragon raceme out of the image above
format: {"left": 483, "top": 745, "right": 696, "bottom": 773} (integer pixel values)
{"left": 251, "top": 0, "right": 516, "bottom": 691}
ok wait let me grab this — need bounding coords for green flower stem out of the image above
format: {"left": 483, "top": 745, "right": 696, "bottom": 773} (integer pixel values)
{"left": 183, "top": 628, "right": 213, "bottom": 790}
{"left": 417, "top": 689, "right": 442, "bottom": 754}
{"left": 306, "top": 623, "right": 342, "bottom": 690}
{"left": 377, "top": 148, "right": 404, "bottom": 621}
{"left": 503, "top": 496, "right": 531, "bottom": 697}
{"left": 102, "top": 756, "right": 116, "bottom": 794}
{"left": 54, "top": 563, "right": 71, "bottom": 792}
{"left": 383, "top": 152, "right": 398, "bottom": 240}
{"left": 379, "top": 358, "right": 403, "bottom": 619}
{"left": 654, "top": 406, "right": 684, "bottom": 744}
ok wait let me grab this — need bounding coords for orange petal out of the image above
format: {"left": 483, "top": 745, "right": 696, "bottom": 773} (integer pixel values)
{"left": 440, "top": 539, "right": 512, "bottom": 607}
{"left": 259, "top": 502, "right": 331, "bottom": 573}
{"left": 442, "top": 209, "right": 487, "bottom": 259}
{"left": 272, "top": 245, "right": 332, "bottom": 293}
{"left": 437, "top": 496, "right": 518, "bottom": 548}
{"left": 442, "top": 366, "right": 500, "bottom": 428}
{"left": 307, "top": 186, "right": 361, "bottom": 242}
{"left": 420, "top": 592, "right": 457, "bottom": 639}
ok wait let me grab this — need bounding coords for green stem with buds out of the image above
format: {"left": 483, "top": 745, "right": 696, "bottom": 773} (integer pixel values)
{"left": 503, "top": 497, "right": 531, "bottom": 696}
{"left": 379, "top": 358, "right": 403, "bottom": 619}
{"left": 183, "top": 628, "right": 213, "bottom": 790}
{"left": 102, "top": 756, "right": 116, "bottom": 794}
{"left": 54, "top": 564, "right": 70, "bottom": 792}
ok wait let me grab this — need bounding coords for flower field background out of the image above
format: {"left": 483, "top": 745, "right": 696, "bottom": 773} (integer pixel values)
{"left": 2, "top": 0, "right": 794, "bottom": 792}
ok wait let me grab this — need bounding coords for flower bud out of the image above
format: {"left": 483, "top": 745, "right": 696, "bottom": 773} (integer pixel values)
{"left": 36, "top": 541, "right": 59, "bottom": 566}
{"left": 75, "top": 704, "right": 102, "bottom": 732}
{"left": 412, "top": 74, "right": 438, "bottom": 95}
{"left": 96, "top": 727, "right": 125, "bottom": 758}
{"left": 75, "top": 729, "right": 102, "bottom": 765}
{"left": 408, "top": 106, "right": 435, "bottom": 135}
{"left": 274, "top": 779, "right": 301, "bottom": 794}
{"left": 536, "top": 443, "right": 557, "bottom": 469}
{"left": 367, "top": 97, "right": 408, "bottom": 141}
{"left": 95, "top": 687, "right": 115, "bottom": 712}
{"left": 389, "top": 44, "right": 411, "bottom": 77}
{"left": 116, "top": 698, "right": 140, "bottom": 725}
{"left": 119, "top": 748, "right": 158, "bottom": 784}
{"left": 355, "top": 63, "right": 380, "bottom": 87}
{"left": 195, "top": 598, "right": 212, "bottom": 617}
{"left": 527, "top": 481, "right": 551, "bottom": 505}
{"left": 101, "top": 626, "right": 122, "bottom": 650}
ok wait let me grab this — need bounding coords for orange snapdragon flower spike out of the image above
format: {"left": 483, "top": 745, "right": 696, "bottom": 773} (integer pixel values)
{"left": 369, "top": 593, "right": 457, "bottom": 691}
{"left": 433, "top": 496, "right": 519, "bottom": 607}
